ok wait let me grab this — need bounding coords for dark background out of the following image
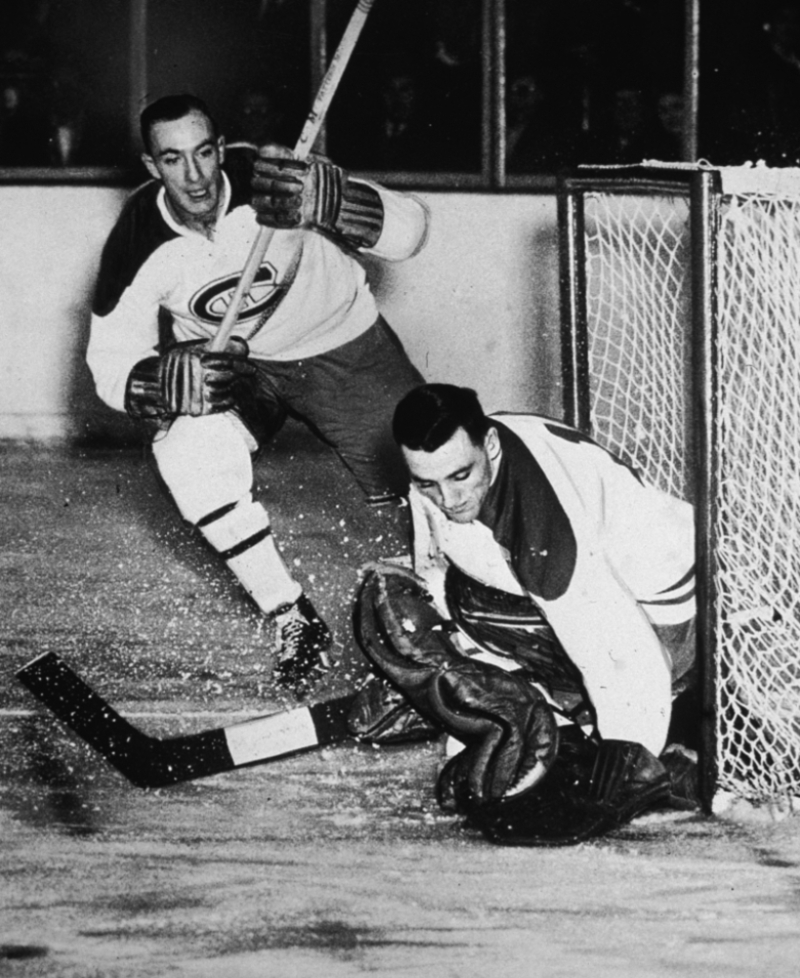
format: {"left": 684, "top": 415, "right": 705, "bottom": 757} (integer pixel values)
{"left": 1, "top": 1, "right": 798, "bottom": 175}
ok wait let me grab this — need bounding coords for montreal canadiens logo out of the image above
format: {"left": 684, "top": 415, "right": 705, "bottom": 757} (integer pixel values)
{"left": 190, "top": 263, "right": 280, "bottom": 325}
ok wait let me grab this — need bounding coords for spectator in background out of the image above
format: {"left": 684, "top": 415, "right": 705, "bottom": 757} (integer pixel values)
{"left": 593, "top": 87, "right": 650, "bottom": 165}
{"left": 505, "top": 74, "right": 579, "bottom": 173}
{"left": 424, "top": 0, "right": 482, "bottom": 171}
{"left": 717, "top": 2, "right": 800, "bottom": 165}
{"left": 752, "top": 2, "right": 800, "bottom": 163}
{"left": 371, "top": 63, "right": 435, "bottom": 171}
{"left": 229, "top": 83, "right": 293, "bottom": 149}
{"left": 224, "top": 83, "right": 296, "bottom": 187}
{"left": 0, "top": 6, "right": 56, "bottom": 166}
{"left": 650, "top": 91, "right": 684, "bottom": 162}
{"left": 0, "top": 80, "right": 49, "bottom": 166}
{"left": 46, "top": 72, "right": 90, "bottom": 166}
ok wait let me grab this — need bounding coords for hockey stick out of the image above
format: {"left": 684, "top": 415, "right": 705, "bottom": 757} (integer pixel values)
{"left": 208, "top": 0, "right": 377, "bottom": 353}
{"left": 16, "top": 651, "right": 355, "bottom": 789}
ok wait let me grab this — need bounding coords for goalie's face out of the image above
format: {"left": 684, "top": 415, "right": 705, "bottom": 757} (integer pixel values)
{"left": 404, "top": 426, "right": 499, "bottom": 524}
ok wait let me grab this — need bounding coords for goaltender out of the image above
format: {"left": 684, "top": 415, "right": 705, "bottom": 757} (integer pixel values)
{"left": 348, "top": 383, "right": 699, "bottom": 845}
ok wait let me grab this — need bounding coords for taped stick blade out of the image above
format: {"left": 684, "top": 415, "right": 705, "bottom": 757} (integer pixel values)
{"left": 16, "top": 652, "right": 355, "bottom": 789}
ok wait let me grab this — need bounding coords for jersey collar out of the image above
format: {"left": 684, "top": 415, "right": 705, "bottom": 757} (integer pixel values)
{"left": 155, "top": 172, "right": 232, "bottom": 237}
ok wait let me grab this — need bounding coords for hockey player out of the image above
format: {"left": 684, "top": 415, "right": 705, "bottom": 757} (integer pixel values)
{"left": 349, "top": 384, "right": 698, "bottom": 844}
{"left": 86, "top": 94, "right": 428, "bottom": 696}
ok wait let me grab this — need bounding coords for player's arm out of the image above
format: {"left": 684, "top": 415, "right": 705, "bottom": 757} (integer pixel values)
{"left": 89, "top": 298, "right": 257, "bottom": 422}
{"left": 87, "top": 289, "right": 162, "bottom": 414}
{"left": 87, "top": 193, "right": 170, "bottom": 413}
{"left": 251, "top": 144, "right": 429, "bottom": 260}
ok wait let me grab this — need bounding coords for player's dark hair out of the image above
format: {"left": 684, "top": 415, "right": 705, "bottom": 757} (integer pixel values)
{"left": 140, "top": 94, "right": 217, "bottom": 154}
{"left": 393, "top": 384, "right": 490, "bottom": 452}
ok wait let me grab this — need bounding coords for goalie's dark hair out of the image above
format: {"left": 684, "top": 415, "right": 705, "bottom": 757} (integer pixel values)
{"left": 393, "top": 384, "right": 491, "bottom": 452}
{"left": 140, "top": 94, "right": 218, "bottom": 154}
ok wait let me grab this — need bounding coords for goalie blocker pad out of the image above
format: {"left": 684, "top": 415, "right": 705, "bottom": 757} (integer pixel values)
{"left": 467, "top": 729, "right": 672, "bottom": 847}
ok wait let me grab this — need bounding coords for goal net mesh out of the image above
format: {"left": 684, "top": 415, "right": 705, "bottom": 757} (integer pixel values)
{"left": 581, "top": 178, "right": 800, "bottom": 803}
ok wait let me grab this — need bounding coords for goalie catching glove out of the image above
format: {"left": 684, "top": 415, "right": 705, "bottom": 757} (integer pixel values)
{"left": 125, "top": 338, "right": 257, "bottom": 421}
{"left": 352, "top": 565, "right": 673, "bottom": 845}
{"left": 352, "top": 565, "right": 559, "bottom": 806}
{"left": 251, "top": 144, "right": 384, "bottom": 251}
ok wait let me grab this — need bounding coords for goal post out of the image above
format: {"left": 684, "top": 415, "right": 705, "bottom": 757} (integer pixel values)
{"left": 557, "top": 163, "right": 800, "bottom": 812}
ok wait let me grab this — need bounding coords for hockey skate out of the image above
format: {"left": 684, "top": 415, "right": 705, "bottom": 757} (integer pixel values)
{"left": 272, "top": 594, "right": 332, "bottom": 696}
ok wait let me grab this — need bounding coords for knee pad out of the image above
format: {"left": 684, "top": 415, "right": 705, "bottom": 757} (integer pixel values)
{"left": 152, "top": 414, "right": 254, "bottom": 524}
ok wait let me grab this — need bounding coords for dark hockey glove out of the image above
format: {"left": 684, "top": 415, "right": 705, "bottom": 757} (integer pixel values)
{"left": 352, "top": 566, "right": 559, "bottom": 803}
{"left": 124, "top": 338, "right": 256, "bottom": 420}
{"left": 251, "top": 144, "right": 384, "bottom": 249}
{"left": 472, "top": 729, "right": 672, "bottom": 847}
{"left": 347, "top": 673, "right": 442, "bottom": 745}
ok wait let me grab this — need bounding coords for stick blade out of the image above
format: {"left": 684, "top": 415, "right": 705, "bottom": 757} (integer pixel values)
{"left": 17, "top": 650, "right": 146, "bottom": 754}
{"left": 16, "top": 652, "right": 357, "bottom": 790}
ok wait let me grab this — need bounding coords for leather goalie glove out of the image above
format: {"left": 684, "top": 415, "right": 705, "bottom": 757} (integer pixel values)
{"left": 352, "top": 565, "right": 559, "bottom": 808}
{"left": 125, "top": 338, "right": 257, "bottom": 420}
{"left": 471, "top": 729, "right": 673, "bottom": 847}
{"left": 251, "top": 144, "right": 384, "bottom": 250}
{"left": 353, "top": 566, "right": 672, "bottom": 847}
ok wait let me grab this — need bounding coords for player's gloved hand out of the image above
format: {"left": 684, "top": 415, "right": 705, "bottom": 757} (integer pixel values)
{"left": 251, "top": 143, "right": 384, "bottom": 249}
{"left": 251, "top": 143, "right": 336, "bottom": 230}
{"left": 125, "top": 338, "right": 257, "bottom": 420}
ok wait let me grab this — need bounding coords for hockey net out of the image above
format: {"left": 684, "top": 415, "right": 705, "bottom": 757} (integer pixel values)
{"left": 564, "top": 164, "right": 800, "bottom": 804}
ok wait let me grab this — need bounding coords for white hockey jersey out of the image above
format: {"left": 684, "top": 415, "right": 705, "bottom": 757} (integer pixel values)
{"left": 410, "top": 413, "right": 696, "bottom": 755}
{"left": 87, "top": 159, "right": 429, "bottom": 413}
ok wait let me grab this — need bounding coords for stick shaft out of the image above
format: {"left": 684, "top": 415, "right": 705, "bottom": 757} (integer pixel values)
{"left": 208, "top": 0, "right": 377, "bottom": 353}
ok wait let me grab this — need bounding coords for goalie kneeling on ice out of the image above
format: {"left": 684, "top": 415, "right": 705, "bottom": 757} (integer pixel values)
{"left": 352, "top": 565, "right": 671, "bottom": 846}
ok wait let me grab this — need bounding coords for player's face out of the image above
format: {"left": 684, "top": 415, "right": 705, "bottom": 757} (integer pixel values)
{"left": 142, "top": 110, "right": 225, "bottom": 226}
{"left": 403, "top": 426, "right": 499, "bottom": 524}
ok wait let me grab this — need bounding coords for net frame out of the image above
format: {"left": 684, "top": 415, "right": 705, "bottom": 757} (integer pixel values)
{"left": 557, "top": 163, "right": 800, "bottom": 811}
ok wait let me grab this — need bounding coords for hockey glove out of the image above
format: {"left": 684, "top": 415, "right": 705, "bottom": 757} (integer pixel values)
{"left": 251, "top": 144, "right": 384, "bottom": 250}
{"left": 352, "top": 566, "right": 559, "bottom": 805}
{"left": 347, "top": 673, "right": 442, "bottom": 745}
{"left": 125, "top": 338, "right": 257, "bottom": 420}
{"left": 473, "top": 730, "right": 672, "bottom": 847}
